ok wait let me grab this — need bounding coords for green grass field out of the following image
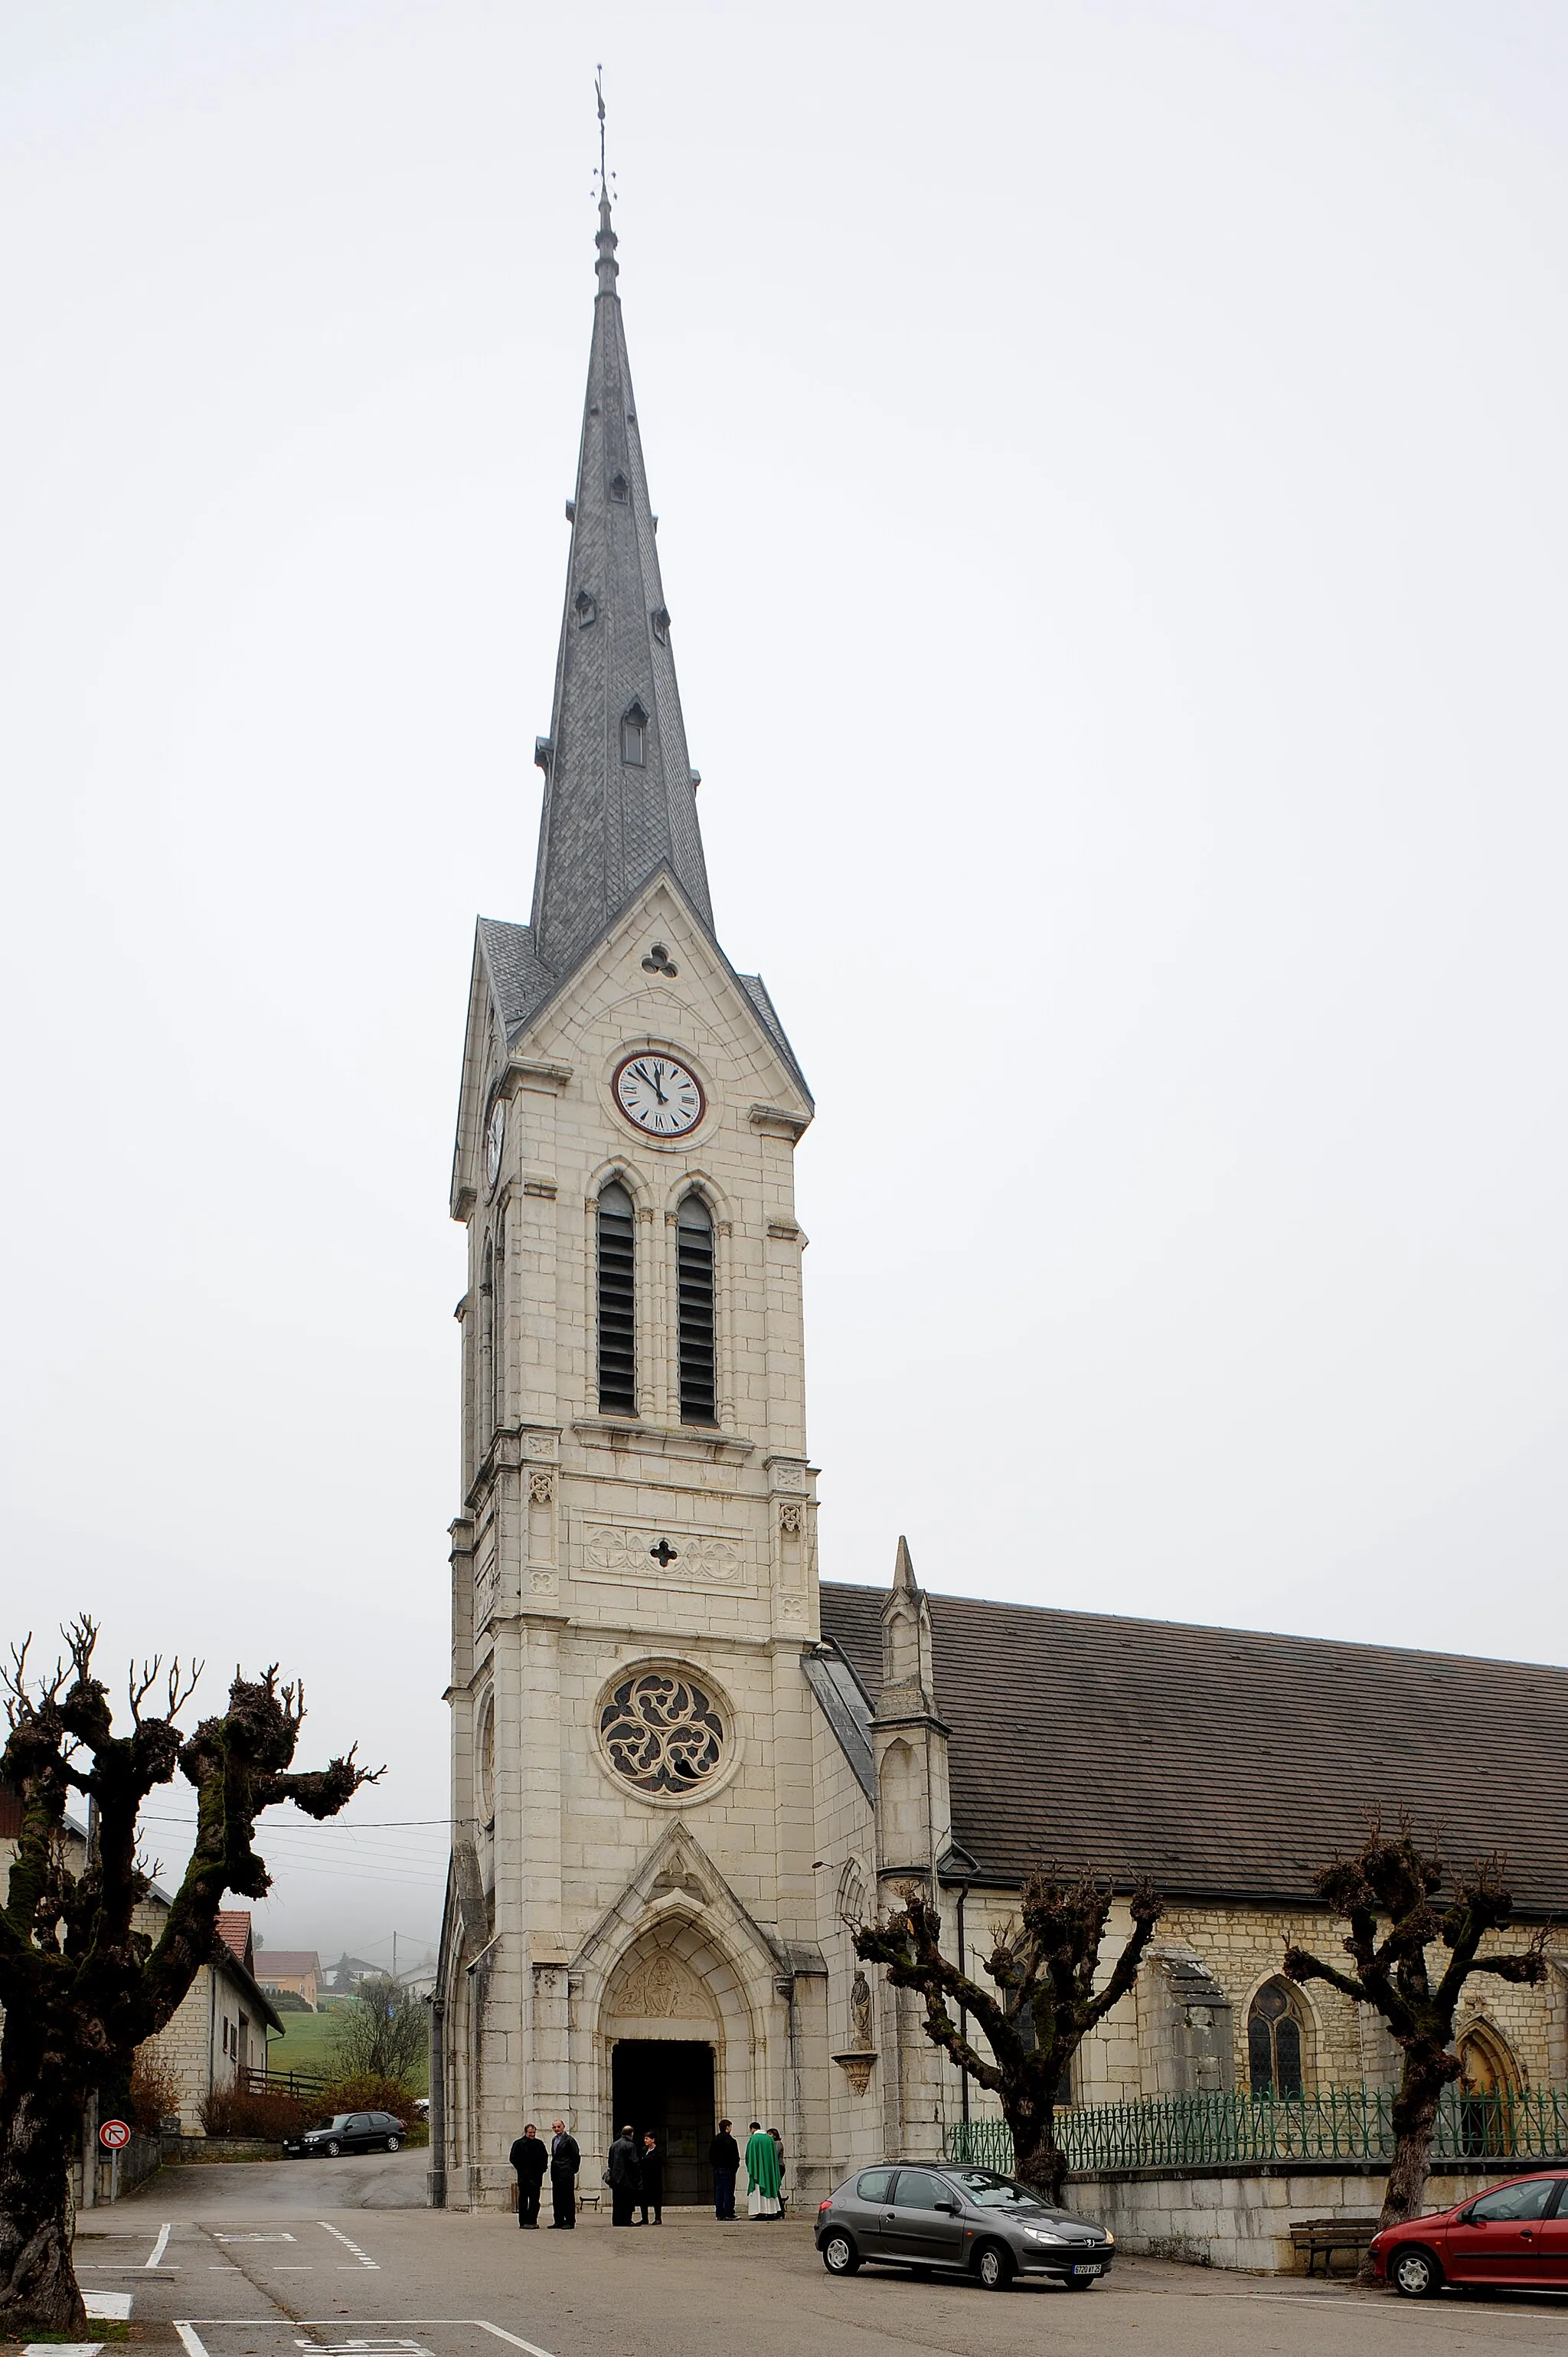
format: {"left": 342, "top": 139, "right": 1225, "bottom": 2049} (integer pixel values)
{"left": 265, "top": 2000, "right": 428, "bottom": 2095}
{"left": 264, "top": 2004, "right": 349, "bottom": 2077}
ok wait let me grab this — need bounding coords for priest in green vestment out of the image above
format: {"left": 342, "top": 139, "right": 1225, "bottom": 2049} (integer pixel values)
{"left": 744, "top": 2121, "right": 782, "bottom": 2219}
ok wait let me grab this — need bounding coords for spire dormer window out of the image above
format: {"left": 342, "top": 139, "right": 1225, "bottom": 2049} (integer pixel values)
{"left": 574, "top": 588, "right": 597, "bottom": 628}
{"left": 621, "top": 701, "right": 648, "bottom": 767}
{"left": 651, "top": 605, "right": 670, "bottom": 646}
{"left": 609, "top": 470, "right": 629, "bottom": 502}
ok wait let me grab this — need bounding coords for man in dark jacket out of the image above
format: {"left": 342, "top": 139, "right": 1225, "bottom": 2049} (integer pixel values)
{"left": 509, "top": 2123, "right": 547, "bottom": 2227}
{"left": 606, "top": 2122, "right": 642, "bottom": 2226}
{"left": 709, "top": 2119, "right": 740, "bottom": 2221}
{"left": 638, "top": 2131, "right": 664, "bottom": 2225}
{"left": 547, "top": 2120, "right": 580, "bottom": 2228}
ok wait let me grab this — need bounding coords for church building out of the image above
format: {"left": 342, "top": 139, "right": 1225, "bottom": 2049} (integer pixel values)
{"left": 436, "top": 193, "right": 1568, "bottom": 2217}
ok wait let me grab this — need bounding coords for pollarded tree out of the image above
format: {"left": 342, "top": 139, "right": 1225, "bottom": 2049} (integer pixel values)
{"left": 0, "top": 1617, "right": 376, "bottom": 2335}
{"left": 328, "top": 1973, "right": 427, "bottom": 2087}
{"left": 854, "top": 1868, "right": 1164, "bottom": 2203}
{"left": 1284, "top": 1817, "right": 1549, "bottom": 2234}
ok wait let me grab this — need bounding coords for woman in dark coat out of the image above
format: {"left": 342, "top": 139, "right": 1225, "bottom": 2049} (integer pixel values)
{"left": 638, "top": 2131, "right": 665, "bottom": 2225}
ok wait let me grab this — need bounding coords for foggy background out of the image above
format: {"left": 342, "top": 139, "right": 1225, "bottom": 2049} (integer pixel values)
{"left": 2, "top": 2, "right": 1566, "bottom": 1960}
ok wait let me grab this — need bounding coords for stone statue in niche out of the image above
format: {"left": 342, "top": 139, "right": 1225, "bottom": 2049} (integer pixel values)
{"left": 849, "top": 1969, "right": 874, "bottom": 2051}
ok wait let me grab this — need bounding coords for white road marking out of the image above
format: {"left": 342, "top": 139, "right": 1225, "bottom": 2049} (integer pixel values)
{"left": 475, "top": 2322, "right": 559, "bottom": 2357}
{"left": 317, "top": 2221, "right": 379, "bottom": 2269}
{"left": 83, "top": 2294, "right": 132, "bottom": 2320}
{"left": 147, "top": 2224, "right": 172, "bottom": 2267}
{"left": 175, "top": 2326, "right": 212, "bottom": 2357}
{"left": 24, "top": 2342, "right": 100, "bottom": 2355}
{"left": 215, "top": 2232, "right": 298, "bottom": 2244}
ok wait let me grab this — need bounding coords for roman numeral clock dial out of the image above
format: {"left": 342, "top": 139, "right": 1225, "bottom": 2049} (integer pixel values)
{"left": 612, "top": 1052, "right": 705, "bottom": 1138}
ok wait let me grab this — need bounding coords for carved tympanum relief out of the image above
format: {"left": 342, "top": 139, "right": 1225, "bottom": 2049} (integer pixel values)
{"left": 611, "top": 1947, "right": 711, "bottom": 2022}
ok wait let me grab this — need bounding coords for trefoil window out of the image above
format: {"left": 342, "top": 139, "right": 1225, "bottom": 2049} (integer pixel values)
{"left": 596, "top": 1181, "right": 637, "bottom": 1415}
{"left": 676, "top": 1192, "right": 717, "bottom": 1424}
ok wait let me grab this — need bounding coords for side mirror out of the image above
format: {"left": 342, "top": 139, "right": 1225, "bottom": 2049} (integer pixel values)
{"left": 1455, "top": 2207, "right": 1475, "bottom": 2226}
{"left": 935, "top": 2201, "right": 960, "bottom": 2215}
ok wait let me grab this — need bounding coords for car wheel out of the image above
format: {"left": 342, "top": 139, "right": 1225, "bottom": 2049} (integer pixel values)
{"left": 973, "top": 2241, "right": 1013, "bottom": 2292}
{"left": 325, "top": 2139, "right": 342, "bottom": 2157}
{"left": 821, "top": 2231, "right": 860, "bottom": 2276}
{"left": 1390, "top": 2247, "right": 1442, "bottom": 2299}
{"left": 386, "top": 2136, "right": 401, "bottom": 2153}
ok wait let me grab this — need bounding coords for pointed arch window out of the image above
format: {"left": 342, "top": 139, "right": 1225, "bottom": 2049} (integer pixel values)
{"left": 609, "top": 470, "right": 629, "bottom": 502}
{"left": 596, "top": 1181, "right": 637, "bottom": 1415}
{"left": 574, "top": 587, "right": 597, "bottom": 628}
{"left": 676, "top": 1192, "right": 717, "bottom": 1424}
{"left": 1247, "top": 1979, "right": 1305, "bottom": 2098}
{"left": 621, "top": 701, "right": 648, "bottom": 767}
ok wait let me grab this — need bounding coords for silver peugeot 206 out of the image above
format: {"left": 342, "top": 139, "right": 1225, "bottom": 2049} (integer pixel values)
{"left": 815, "top": 2161, "right": 1114, "bottom": 2292}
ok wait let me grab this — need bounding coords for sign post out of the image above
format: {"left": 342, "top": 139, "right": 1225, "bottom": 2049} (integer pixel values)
{"left": 100, "top": 2117, "right": 130, "bottom": 2205}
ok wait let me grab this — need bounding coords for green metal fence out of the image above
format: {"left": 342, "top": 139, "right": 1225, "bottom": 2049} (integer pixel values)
{"left": 947, "top": 2087, "right": 1568, "bottom": 2176}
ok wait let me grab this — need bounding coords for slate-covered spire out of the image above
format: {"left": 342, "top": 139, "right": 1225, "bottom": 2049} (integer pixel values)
{"left": 529, "top": 191, "right": 714, "bottom": 975}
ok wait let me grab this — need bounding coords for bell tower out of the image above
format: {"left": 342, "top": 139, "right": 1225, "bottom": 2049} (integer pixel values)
{"left": 439, "top": 181, "right": 825, "bottom": 2209}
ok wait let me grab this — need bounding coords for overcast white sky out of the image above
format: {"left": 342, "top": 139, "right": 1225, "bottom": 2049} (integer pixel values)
{"left": 3, "top": 2, "right": 1566, "bottom": 1958}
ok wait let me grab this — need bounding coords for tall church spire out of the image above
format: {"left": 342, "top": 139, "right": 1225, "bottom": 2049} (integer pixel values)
{"left": 529, "top": 188, "right": 714, "bottom": 976}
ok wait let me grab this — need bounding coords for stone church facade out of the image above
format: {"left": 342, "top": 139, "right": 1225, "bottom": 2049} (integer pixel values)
{"left": 436, "top": 196, "right": 1568, "bottom": 2212}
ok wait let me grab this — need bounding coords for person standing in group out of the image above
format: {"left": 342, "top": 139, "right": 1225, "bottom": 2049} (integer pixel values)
{"left": 606, "top": 2121, "right": 642, "bottom": 2226}
{"left": 509, "top": 2123, "right": 547, "bottom": 2228}
{"left": 768, "top": 2126, "right": 788, "bottom": 2216}
{"left": 708, "top": 2118, "right": 740, "bottom": 2221}
{"left": 744, "top": 2120, "right": 782, "bottom": 2221}
{"left": 638, "top": 2130, "right": 664, "bottom": 2225}
{"left": 548, "top": 2120, "right": 580, "bottom": 2228}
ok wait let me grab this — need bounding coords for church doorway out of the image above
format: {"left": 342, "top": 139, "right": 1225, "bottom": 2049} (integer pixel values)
{"left": 610, "top": 2039, "right": 715, "bottom": 2205}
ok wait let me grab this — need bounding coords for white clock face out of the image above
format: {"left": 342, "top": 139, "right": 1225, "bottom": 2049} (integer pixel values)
{"left": 613, "top": 1051, "right": 705, "bottom": 1138}
{"left": 485, "top": 1099, "right": 505, "bottom": 1191}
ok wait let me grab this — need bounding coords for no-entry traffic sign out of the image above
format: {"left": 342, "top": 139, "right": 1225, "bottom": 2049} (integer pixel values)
{"left": 99, "top": 2117, "right": 131, "bottom": 2150}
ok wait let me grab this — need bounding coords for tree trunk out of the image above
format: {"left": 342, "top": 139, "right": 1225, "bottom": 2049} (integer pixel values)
{"left": 1008, "top": 2097, "right": 1070, "bottom": 2208}
{"left": 1377, "top": 2064, "right": 1446, "bottom": 2234}
{"left": 0, "top": 2083, "right": 87, "bottom": 2336}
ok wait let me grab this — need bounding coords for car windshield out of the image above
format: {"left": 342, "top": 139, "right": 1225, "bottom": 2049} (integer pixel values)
{"left": 943, "top": 2169, "right": 1053, "bottom": 2212}
{"left": 315, "top": 2116, "right": 353, "bottom": 2132}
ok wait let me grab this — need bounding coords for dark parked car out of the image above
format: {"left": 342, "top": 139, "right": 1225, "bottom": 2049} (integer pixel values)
{"left": 1369, "top": 2169, "right": 1568, "bottom": 2297}
{"left": 284, "top": 2110, "right": 407, "bottom": 2159}
{"left": 815, "top": 2162, "right": 1114, "bottom": 2291}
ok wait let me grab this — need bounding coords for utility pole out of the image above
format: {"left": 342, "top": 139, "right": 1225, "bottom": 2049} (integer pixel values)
{"left": 80, "top": 1795, "right": 100, "bottom": 2208}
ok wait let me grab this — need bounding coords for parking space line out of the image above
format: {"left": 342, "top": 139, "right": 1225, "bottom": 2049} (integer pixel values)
{"left": 317, "top": 2223, "right": 378, "bottom": 2270}
{"left": 175, "top": 2326, "right": 211, "bottom": 2357}
{"left": 474, "top": 2323, "right": 558, "bottom": 2357}
{"left": 147, "top": 2225, "right": 172, "bottom": 2267}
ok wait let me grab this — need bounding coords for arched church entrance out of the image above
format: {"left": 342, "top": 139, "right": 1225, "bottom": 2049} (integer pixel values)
{"left": 602, "top": 1934, "right": 731, "bottom": 2205}
{"left": 611, "top": 2040, "right": 715, "bottom": 2205}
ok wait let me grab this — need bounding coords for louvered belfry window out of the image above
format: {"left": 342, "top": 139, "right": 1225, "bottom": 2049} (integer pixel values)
{"left": 676, "top": 1192, "right": 717, "bottom": 1424}
{"left": 596, "top": 1182, "right": 637, "bottom": 1415}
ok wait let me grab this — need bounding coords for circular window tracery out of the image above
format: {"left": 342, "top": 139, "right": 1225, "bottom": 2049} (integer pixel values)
{"left": 597, "top": 1666, "right": 727, "bottom": 1797}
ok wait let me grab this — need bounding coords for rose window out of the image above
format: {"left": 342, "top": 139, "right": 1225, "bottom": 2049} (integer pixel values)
{"left": 598, "top": 1669, "right": 727, "bottom": 1796}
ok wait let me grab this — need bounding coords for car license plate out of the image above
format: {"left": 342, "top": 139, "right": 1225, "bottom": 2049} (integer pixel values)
{"left": 1072, "top": 2263, "right": 1103, "bottom": 2275}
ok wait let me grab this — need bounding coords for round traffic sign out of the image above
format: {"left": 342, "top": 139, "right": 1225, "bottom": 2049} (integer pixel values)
{"left": 99, "top": 2118, "right": 131, "bottom": 2150}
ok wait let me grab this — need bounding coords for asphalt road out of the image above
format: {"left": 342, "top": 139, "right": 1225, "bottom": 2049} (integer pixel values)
{"left": 66, "top": 2154, "right": 1568, "bottom": 2357}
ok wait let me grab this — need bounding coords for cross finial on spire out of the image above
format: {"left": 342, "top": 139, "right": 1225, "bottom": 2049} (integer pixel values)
{"left": 593, "top": 64, "right": 619, "bottom": 294}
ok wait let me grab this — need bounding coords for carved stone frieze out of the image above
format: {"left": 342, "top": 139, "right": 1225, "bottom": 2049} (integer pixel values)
{"left": 582, "top": 1522, "right": 743, "bottom": 1581}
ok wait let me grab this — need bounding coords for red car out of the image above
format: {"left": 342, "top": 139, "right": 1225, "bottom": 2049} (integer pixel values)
{"left": 1370, "top": 2170, "right": 1568, "bottom": 2297}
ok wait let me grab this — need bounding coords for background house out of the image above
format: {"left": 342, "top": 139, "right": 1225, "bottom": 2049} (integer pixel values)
{"left": 254, "top": 1945, "right": 322, "bottom": 2010}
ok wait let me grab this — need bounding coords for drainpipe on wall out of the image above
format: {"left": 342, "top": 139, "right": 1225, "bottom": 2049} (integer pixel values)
{"left": 426, "top": 1995, "right": 447, "bottom": 2209}
{"left": 956, "top": 1885, "right": 970, "bottom": 2129}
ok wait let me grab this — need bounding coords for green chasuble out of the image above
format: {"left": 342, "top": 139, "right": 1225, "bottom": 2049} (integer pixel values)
{"left": 744, "top": 2129, "right": 782, "bottom": 2197}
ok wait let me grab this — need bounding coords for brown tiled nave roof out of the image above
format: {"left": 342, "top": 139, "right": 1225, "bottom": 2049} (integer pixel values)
{"left": 818, "top": 1583, "right": 1568, "bottom": 1917}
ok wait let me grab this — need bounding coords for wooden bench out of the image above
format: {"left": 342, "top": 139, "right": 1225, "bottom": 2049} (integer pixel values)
{"left": 1289, "top": 2216, "right": 1380, "bottom": 2277}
